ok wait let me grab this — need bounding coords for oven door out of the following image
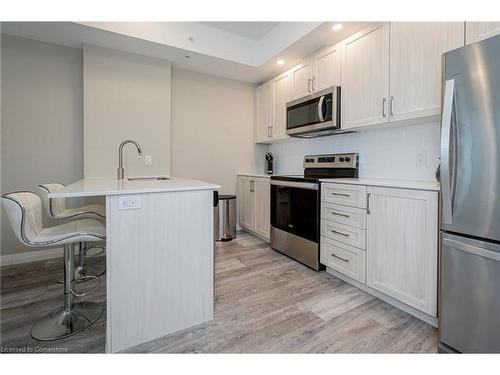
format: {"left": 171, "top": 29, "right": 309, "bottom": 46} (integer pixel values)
{"left": 286, "top": 87, "right": 339, "bottom": 136}
{"left": 270, "top": 180, "right": 319, "bottom": 243}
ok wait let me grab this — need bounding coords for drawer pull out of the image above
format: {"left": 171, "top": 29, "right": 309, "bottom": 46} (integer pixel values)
{"left": 331, "top": 229, "right": 349, "bottom": 237}
{"left": 331, "top": 253, "right": 349, "bottom": 262}
{"left": 330, "top": 211, "right": 350, "bottom": 218}
{"left": 331, "top": 192, "right": 350, "bottom": 197}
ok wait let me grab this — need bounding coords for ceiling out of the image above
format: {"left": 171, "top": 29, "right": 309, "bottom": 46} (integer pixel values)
{"left": 1, "top": 21, "right": 370, "bottom": 83}
{"left": 198, "top": 22, "right": 280, "bottom": 41}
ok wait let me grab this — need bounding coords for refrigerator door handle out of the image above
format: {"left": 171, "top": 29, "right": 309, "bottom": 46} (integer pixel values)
{"left": 440, "top": 79, "right": 455, "bottom": 225}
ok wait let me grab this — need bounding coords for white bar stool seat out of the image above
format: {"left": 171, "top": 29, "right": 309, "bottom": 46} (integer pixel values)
{"left": 1, "top": 191, "right": 105, "bottom": 341}
{"left": 38, "top": 183, "right": 106, "bottom": 281}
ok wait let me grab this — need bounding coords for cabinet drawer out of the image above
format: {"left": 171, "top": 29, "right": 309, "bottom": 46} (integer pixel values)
{"left": 321, "top": 237, "right": 366, "bottom": 283}
{"left": 321, "top": 220, "right": 366, "bottom": 249}
{"left": 321, "top": 183, "right": 367, "bottom": 208}
{"left": 321, "top": 202, "right": 366, "bottom": 229}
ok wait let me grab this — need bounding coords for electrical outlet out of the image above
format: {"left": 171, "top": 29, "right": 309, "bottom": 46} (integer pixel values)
{"left": 415, "top": 151, "right": 426, "bottom": 165}
{"left": 118, "top": 196, "right": 141, "bottom": 210}
{"left": 144, "top": 155, "right": 153, "bottom": 166}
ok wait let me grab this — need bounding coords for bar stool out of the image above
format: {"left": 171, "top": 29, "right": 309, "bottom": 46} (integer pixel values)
{"left": 38, "top": 183, "right": 106, "bottom": 282}
{"left": 1, "top": 191, "right": 105, "bottom": 340}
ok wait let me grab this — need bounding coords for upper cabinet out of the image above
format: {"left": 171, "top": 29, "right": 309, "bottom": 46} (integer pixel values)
{"left": 290, "top": 60, "right": 314, "bottom": 100}
{"left": 313, "top": 44, "right": 342, "bottom": 92}
{"left": 466, "top": 22, "right": 500, "bottom": 44}
{"left": 255, "top": 81, "right": 273, "bottom": 143}
{"left": 255, "top": 71, "right": 291, "bottom": 143}
{"left": 389, "top": 22, "right": 464, "bottom": 122}
{"left": 272, "top": 71, "right": 291, "bottom": 141}
{"left": 291, "top": 44, "right": 342, "bottom": 100}
{"left": 342, "top": 23, "right": 390, "bottom": 130}
{"left": 342, "top": 22, "right": 464, "bottom": 131}
{"left": 255, "top": 22, "right": 470, "bottom": 142}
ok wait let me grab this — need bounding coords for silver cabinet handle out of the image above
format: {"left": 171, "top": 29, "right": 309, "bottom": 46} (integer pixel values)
{"left": 270, "top": 125, "right": 273, "bottom": 138}
{"left": 382, "top": 97, "right": 387, "bottom": 117}
{"left": 331, "top": 253, "right": 349, "bottom": 262}
{"left": 312, "top": 76, "right": 316, "bottom": 91}
{"left": 390, "top": 96, "right": 394, "bottom": 117}
{"left": 250, "top": 180, "right": 255, "bottom": 192}
{"left": 330, "top": 211, "right": 350, "bottom": 218}
{"left": 308, "top": 78, "right": 311, "bottom": 93}
{"left": 331, "top": 229, "right": 349, "bottom": 237}
{"left": 267, "top": 126, "right": 271, "bottom": 138}
{"left": 367, "top": 192, "right": 371, "bottom": 214}
{"left": 331, "top": 192, "right": 350, "bottom": 197}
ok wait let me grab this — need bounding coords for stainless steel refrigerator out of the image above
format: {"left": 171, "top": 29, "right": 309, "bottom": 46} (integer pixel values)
{"left": 439, "top": 34, "right": 500, "bottom": 353}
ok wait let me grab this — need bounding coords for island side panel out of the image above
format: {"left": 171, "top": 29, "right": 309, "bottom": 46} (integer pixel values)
{"left": 106, "top": 190, "right": 214, "bottom": 353}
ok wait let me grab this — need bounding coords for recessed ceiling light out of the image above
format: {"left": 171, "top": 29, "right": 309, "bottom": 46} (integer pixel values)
{"left": 331, "top": 24, "right": 343, "bottom": 31}
{"left": 277, "top": 59, "right": 285, "bottom": 65}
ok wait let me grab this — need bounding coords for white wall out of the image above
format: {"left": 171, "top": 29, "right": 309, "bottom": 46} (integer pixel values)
{"left": 1, "top": 35, "right": 84, "bottom": 256}
{"left": 269, "top": 120, "right": 441, "bottom": 181}
{"left": 171, "top": 68, "right": 268, "bottom": 195}
{"left": 84, "top": 45, "right": 171, "bottom": 178}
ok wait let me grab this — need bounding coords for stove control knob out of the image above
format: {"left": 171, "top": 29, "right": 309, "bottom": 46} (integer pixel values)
{"left": 339, "top": 157, "right": 345, "bottom": 162}
{"left": 345, "top": 157, "right": 351, "bottom": 162}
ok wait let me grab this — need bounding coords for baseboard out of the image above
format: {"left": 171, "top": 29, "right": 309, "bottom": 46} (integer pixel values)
{"left": 238, "top": 225, "right": 270, "bottom": 243}
{"left": 1, "top": 247, "right": 64, "bottom": 266}
{"left": 0, "top": 244, "right": 107, "bottom": 266}
{"left": 326, "top": 267, "right": 438, "bottom": 328}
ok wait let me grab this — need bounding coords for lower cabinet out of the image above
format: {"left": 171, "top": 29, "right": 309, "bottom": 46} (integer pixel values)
{"left": 238, "top": 176, "right": 270, "bottom": 240}
{"left": 320, "top": 183, "right": 438, "bottom": 318}
{"left": 320, "top": 237, "right": 366, "bottom": 283}
{"left": 365, "top": 186, "right": 438, "bottom": 317}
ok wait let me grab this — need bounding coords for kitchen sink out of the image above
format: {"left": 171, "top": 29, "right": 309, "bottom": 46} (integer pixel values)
{"left": 127, "top": 177, "right": 169, "bottom": 181}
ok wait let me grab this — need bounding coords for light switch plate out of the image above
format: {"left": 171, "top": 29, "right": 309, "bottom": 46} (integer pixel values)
{"left": 118, "top": 195, "right": 141, "bottom": 210}
{"left": 144, "top": 155, "right": 153, "bottom": 166}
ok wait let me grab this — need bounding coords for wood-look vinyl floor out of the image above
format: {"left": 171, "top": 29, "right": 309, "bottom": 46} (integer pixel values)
{"left": 0, "top": 232, "right": 438, "bottom": 353}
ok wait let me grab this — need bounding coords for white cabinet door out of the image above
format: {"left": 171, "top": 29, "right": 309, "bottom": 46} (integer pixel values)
{"left": 389, "top": 22, "right": 464, "bottom": 122}
{"left": 255, "top": 82, "right": 272, "bottom": 143}
{"left": 238, "top": 177, "right": 255, "bottom": 230}
{"left": 290, "top": 60, "right": 313, "bottom": 100}
{"left": 313, "top": 43, "right": 341, "bottom": 92}
{"left": 253, "top": 178, "right": 270, "bottom": 239}
{"left": 466, "top": 22, "right": 500, "bottom": 44}
{"left": 342, "top": 23, "right": 390, "bottom": 130}
{"left": 366, "top": 186, "right": 438, "bottom": 316}
{"left": 272, "top": 71, "right": 291, "bottom": 140}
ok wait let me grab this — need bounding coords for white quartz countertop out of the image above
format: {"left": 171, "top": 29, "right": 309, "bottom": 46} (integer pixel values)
{"left": 319, "top": 178, "right": 440, "bottom": 191}
{"left": 49, "top": 177, "right": 221, "bottom": 198}
{"left": 237, "top": 173, "right": 272, "bottom": 178}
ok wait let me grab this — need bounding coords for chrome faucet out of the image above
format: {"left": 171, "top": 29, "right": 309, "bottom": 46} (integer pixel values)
{"left": 117, "top": 139, "right": 143, "bottom": 179}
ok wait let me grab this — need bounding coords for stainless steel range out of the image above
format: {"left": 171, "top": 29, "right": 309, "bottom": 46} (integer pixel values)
{"left": 270, "top": 153, "right": 359, "bottom": 270}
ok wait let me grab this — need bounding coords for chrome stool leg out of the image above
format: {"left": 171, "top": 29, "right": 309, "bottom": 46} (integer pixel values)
{"left": 30, "top": 243, "right": 103, "bottom": 341}
{"left": 80, "top": 242, "right": 106, "bottom": 278}
{"left": 56, "top": 242, "right": 105, "bottom": 284}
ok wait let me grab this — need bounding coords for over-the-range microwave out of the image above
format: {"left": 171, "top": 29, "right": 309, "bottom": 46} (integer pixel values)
{"left": 286, "top": 86, "right": 341, "bottom": 138}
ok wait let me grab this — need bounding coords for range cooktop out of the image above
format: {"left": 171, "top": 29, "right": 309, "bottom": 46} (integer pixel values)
{"left": 270, "top": 153, "right": 359, "bottom": 182}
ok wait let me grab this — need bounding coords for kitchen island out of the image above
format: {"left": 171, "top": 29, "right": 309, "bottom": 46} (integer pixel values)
{"left": 50, "top": 177, "right": 220, "bottom": 353}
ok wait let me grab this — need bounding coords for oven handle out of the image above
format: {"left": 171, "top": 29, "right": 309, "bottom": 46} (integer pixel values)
{"left": 318, "top": 96, "right": 325, "bottom": 122}
{"left": 270, "top": 180, "right": 318, "bottom": 190}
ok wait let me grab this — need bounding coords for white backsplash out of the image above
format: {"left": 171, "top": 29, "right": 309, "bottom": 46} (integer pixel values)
{"left": 269, "top": 120, "right": 441, "bottom": 181}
